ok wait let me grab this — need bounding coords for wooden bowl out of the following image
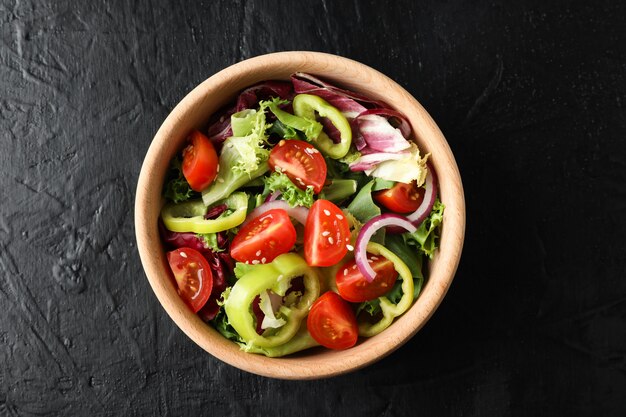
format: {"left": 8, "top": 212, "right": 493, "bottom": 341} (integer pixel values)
{"left": 135, "top": 51, "right": 465, "bottom": 379}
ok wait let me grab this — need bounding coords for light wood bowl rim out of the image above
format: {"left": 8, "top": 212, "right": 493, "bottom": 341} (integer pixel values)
{"left": 135, "top": 51, "right": 465, "bottom": 380}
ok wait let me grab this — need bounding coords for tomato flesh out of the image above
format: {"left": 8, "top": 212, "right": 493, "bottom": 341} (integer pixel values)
{"left": 166, "top": 247, "right": 213, "bottom": 313}
{"left": 304, "top": 200, "right": 350, "bottom": 267}
{"left": 336, "top": 254, "right": 399, "bottom": 302}
{"left": 307, "top": 292, "right": 358, "bottom": 350}
{"left": 269, "top": 139, "right": 327, "bottom": 193}
{"left": 374, "top": 181, "right": 424, "bottom": 214}
{"left": 230, "top": 209, "right": 297, "bottom": 264}
{"left": 182, "top": 130, "right": 219, "bottom": 191}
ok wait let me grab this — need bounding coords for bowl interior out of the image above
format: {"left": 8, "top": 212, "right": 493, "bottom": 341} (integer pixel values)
{"left": 135, "top": 51, "right": 465, "bottom": 379}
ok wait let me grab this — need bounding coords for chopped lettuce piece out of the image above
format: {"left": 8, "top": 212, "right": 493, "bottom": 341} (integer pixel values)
{"left": 196, "top": 232, "right": 222, "bottom": 253}
{"left": 263, "top": 171, "right": 314, "bottom": 208}
{"left": 201, "top": 143, "right": 269, "bottom": 206}
{"left": 265, "top": 97, "right": 323, "bottom": 141}
{"left": 346, "top": 179, "right": 380, "bottom": 224}
{"left": 234, "top": 262, "right": 256, "bottom": 279}
{"left": 201, "top": 101, "right": 273, "bottom": 206}
{"left": 404, "top": 198, "right": 445, "bottom": 258}
{"left": 163, "top": 157, "right": 196, "bottom": 203}
{"left": 365, "top": 143, "right": 429, "bottom": 186}
{"left": 325, "top": 156, "right": 368, "bottom": 188}
{"left": 267, "top": 118, "right": 298, "bottom": 139}
{"left": 211, "top": 308, "right": 243, "bottom": 343}
{"left": 345, "top": 179, "right": 384, "bottom": 244}
{"left": 259, "top": 291, "right": 287, "bottom": 330}
{"left": 231, "top": 109, "right": 258, "bottom": 137}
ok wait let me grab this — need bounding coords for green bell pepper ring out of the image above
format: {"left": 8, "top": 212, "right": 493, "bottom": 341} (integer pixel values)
{"left": 161, "top": 192, "right": 248, "bottom": 233}
{"left": 240, "top": 321, "right": 320, "bottom": 357}
{"left": 292, "top": 94, "right": 352, "bottom": 159}
{"left": 357, "top": 242, "right": 415, "bottom": 337}
{"left": 224, "top": 253, "right": 321, "bottom": 348}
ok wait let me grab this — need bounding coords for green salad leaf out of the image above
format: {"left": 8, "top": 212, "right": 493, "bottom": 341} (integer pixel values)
{"left": 163, "top": 157, "right": 196, "bottom": 203}
{"left": 404, "top": 198, "right": 445, "bottom": 259}
{"left": 265, "top": 97, "right": 323, "bottom": 141}
{"left": 196, "top": 232, "right": 222, "bottom": 253}
{"left": 263, "top": 171, "right": 314, "bottom": 208}
{"left": 325, "top": 156, "right": 368, "bottom": 188}
{"left": 211, "top": 308, "right": 243, "bottom": 343}
{"left": 201, "top": 107, "right": 271, "bottom": 206}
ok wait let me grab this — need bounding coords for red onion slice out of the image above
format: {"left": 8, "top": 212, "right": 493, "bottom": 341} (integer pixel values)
{"left": 243, "top": 200, "right": 309, "bottom": 227}
{"left": 355, "top": 214, "right": 417, "bottom": 282}
{"left": 265, "top": 191, "right": 282, "bottom": 202}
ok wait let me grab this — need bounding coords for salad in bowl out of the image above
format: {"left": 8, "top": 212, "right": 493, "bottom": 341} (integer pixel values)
{"left": 158, "top": 72, "right": 444, "bottom": 357}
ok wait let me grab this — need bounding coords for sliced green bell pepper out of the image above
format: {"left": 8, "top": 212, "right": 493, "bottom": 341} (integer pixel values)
{"left": 224, "top": 253, "right": 321, "bottom": 348}
{"left": 240, "top": 322, "right": 320, "bottom": 357}
{"left": 357, "top": 242, "right": 415, "bottom": 337}
{"left": 292, "top": 94, "right": 352, "bottom": 159}
{"left": 161, "top": 192, "right": 248, "bottom": 233}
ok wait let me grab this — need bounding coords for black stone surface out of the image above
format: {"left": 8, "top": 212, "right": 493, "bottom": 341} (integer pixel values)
{"left": 2, "top": 0, "right": 625, "bottom": 415}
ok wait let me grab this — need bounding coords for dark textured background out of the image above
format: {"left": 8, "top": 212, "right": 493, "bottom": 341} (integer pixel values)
{"left": 1, "top": 0, "right": 625, "bottom": 415}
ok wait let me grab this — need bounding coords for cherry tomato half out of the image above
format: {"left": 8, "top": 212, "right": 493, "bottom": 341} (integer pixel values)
{"left": 304, "top": 200, "right": 350, "bottom": 267}
{"left": 230, "top": 209, "right": 297, "bottom": 264}
{"left": 373, "top": 181, "right": 424, "bottom": 214}
{"left": 336, "top": 254, "right": 399, "bottom": 302}
{"left": 307, "top": 292, "right": 358, "bottom": 350}
{"left": 182, "top": 130, "right": 219, "bottom": 192}
{"left": 166, "top": 247, "right": 213, "bottom": 313}
{"left": 268, "top": 139, "right": 327, "bottom": 193}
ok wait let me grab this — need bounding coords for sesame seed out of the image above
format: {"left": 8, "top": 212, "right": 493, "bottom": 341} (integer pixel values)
{"left": 323, "top": 209, "right": 331, "bottom": 216}
{"left": 336, "top": 214, "right": 344, "bottom": 220}
{"left": 328, "top": 236, "right": 334, "bottom": 244}
{"left": 252, "top": 260, "right": 260, "bottom": 265}
{"left": 256, "top": 250, "right": 262, "bottom": 256}
{"left": 179, "top": 251, "right": 187, "bottom": 258}
{"left": 277, "top": 274, "right": 284, "bottom": 281}
{"left": 343, "top": 269, "right": 348, "bottom": 276}
{"left": 367, "top": 259, "right": 373, "bottom": 263}
{"left": 371, "top": 256, "right": 379, "bottom": 261}
{"left": 346, "top": 244, "right": 354, "bottom": 251}
{"left": 261, "top": 257, "right": 267, "bottom": 264}
{"left": 322, "top": 231, "right": 330, "bottom": 237}
{"left": 217, "top": 178, "right": 225, "bottom": 183}
{"left": 352, "top": 264, "right": 357, "bottom": 269}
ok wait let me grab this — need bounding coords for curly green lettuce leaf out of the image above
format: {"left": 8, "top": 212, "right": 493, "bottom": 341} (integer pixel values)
{"left": 211, "top": 307, "right": 243, "bottom": 343}
{"left": 263, "top": 171, "right": 314, "bottom": 208}
{"left": 163, "top": 157, "right": 196, "bottom": 203}
{"left": 404, "top": 198, "right": 445, "bottom": 259}
{"left": 201, "top": 142, "right": 269, "bottom": 206}
{"left": 196, "top": 232, "right": 222, "bottom": 253}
